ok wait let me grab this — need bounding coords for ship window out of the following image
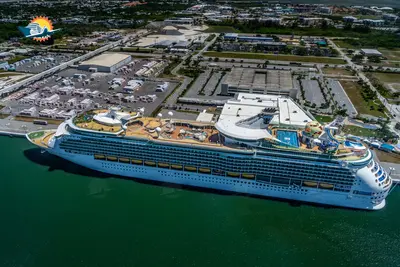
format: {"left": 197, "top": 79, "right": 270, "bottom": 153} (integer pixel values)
{"left": 271, "top": 178, "right": 290, "bottom": 185}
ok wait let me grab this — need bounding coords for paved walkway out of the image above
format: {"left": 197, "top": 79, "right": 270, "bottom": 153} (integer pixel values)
{"left": 0, "top": 116, "right": 56, "bottom": 136}
{"left": 165, "top": 77, "right": 193, "bottom": 106}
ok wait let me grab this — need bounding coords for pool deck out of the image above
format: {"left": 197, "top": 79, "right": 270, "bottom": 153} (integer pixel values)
{"left": 276, "top": 130, "right": 299, "bottom": 148}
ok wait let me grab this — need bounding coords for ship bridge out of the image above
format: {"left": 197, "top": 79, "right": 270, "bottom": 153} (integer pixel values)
{"left": 215, "top": 93, "right": 312, "bottom": 141}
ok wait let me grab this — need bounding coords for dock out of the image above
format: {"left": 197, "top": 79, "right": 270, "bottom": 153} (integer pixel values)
{"left": 0, "top": 130, "right": 26, "bottom": 138}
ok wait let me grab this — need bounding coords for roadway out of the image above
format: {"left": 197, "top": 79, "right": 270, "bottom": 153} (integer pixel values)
{"left": 193, "top": 34, "right": 218, "bottom": 60}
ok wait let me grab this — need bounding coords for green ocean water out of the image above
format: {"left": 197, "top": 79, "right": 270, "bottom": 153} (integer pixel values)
{"left": 0, "top": 136, "right": 399, "bottom": 267}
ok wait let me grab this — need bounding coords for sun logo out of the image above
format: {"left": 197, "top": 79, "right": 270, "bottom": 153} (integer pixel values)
{"left": 31, "top": 16, "right": 53, "bottom": 42}
{"left": 18, "top": 16, "right": 60, "bottom": 42}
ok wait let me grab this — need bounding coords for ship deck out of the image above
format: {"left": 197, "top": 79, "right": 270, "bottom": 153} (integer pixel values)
{"left": 67, "top": 110, "right": 370, "bottom": 161}
{"left": 74, "top": 109, "right": 137, "bottom": 133}
{"left": 123, "top": 117, "right": 224, "bottom": 147}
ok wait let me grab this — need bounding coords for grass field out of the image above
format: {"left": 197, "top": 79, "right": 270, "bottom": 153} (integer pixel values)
{"left": 340, "top": 81, "right": 386, "bottom": 117}
{"left": 313, "top": 114, "right": 334, "bottom": 123}
{"left": 0, "top": 73, "right": 21, "bottom": 78}
{"left": 333, "top": 40, "right": 357, "bottom": 49}
{"left": 342, "top": 125, "right": 378, "bottom": 137}
{"left": 204, "top": 26, "right": 240, "bottom": 33}
{"left": 380, "top": 49, "right": 400, "bottom": 61}
{"left": 374, "top": 149, "right": 400, "bottom": 164}
{"left": 370, "top": 72, "right": 400, "bottom": 83}
{"left": 322, "top": 67, "right": 353, "bottom": 76}
{"left": 120, "top": 47, "right": 156, "bottom": 53}
{"left": 203, "top": 52, "right": 346, "bottom": 64}
{"left": 8, "top": 55, "right": 27, "bottom": 64}
{"left": 364, "top": 61, "right": 400, "bottom": 68}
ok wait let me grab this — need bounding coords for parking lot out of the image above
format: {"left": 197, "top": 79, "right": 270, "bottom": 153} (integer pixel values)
{"left": 183, "top": 69, "right": 229, "bottom": 100}
{"left": 14, "top": 53, "right": 79, "bottom": 74}
{"left": 327, "top": 79, "right": 358, "bottom": 116}
{"left": 202, "top": 71, "right": 222, "bottom": 96}
{"left": 185, "top": 69, "right": 211, "bottom": 98}
{"left": 2, "top": 57, "right": 178, "bottom": 119}
{"left": 301, "top": 79, "right": 324, "bottom": 105}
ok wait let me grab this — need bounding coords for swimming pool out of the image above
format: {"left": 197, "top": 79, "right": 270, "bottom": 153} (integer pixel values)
{"left": 344, "top": 141, "right": 366, "bottom": 150}
{"left": 276, "top": 130, "right": 299, "bottom": 148}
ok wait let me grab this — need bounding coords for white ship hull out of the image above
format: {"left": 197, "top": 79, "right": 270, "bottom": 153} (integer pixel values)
{"left": 48, "top": 147, "right": 386, "bottom": 210}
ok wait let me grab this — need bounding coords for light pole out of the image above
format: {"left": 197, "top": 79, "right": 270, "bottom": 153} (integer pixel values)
{"left": 389, "top": 167, "right": 395, "bottom": 176}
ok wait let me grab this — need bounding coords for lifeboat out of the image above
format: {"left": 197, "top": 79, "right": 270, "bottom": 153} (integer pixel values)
{"left": 144, "top": 161, "right": 156, "bottom": 166}
{"left": 303, "top": 181, "right": 318, "bottom": 187}
{"left": 171, "top": 164, "right": 183, "bottom": 170}
{"left": 158, "top": 162, "right": 170, "bottom": 168}
{"left": 242, "top": 173, "right": 255, "bottom": 179}
{"left": 107, "top": 156, "right": 118, "bottom": 161}
{"left": 94, "top": 154, "right": 105, "bottom": 160}
{"left": 199, "top": 168, "right": 211, "bottom": 173}
{"left": 319, "top": 183, "right": 334, "bottom": 189}
{"left": 131, "top": 159, "right": 143, "bottom": 165}
{"left": 119, "top": 157, "right": 130, "bottom": 163}
{"left": 185, "top": 166, "right": 197, "bottom": 172}
{"left": 227, "top": 172, "right": 240, "bottom": 177}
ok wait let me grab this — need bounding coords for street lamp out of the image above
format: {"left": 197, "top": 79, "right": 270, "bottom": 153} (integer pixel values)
{"left": 389, "top": 167, "right": 395, "bottom": 176}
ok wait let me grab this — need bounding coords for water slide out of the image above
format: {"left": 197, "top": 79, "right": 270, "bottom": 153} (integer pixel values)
{"left": 324, "top": 118, "right": 343, "bottom": 144}
{"left": 326, "top": 128, "right": 340, "bottom": 144}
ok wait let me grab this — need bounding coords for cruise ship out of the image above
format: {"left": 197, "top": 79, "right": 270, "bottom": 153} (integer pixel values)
{"left": 27, "top": 93, "right": 393, "bottom": 210}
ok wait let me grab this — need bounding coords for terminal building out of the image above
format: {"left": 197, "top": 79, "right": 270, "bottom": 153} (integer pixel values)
{"left": 221, "top": 68, "right": 296, "bottom": 98}
{"left": 78, "top": 53, "right": 131, "bottom": 73}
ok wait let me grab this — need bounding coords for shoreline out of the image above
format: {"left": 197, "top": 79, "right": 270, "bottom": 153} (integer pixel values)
{"left": 0, "top": 130, "right": 26, "bottom": 138}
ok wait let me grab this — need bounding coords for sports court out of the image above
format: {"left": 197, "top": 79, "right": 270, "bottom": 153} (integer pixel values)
{"left": 276, "top": 130, "right": 299, "bottom": 147}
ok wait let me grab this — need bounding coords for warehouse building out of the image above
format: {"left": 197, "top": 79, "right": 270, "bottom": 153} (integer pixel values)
{"left": 221, "top": 68, "right": 296, "bottom": 98}
{"left": 224, "top": 33, "right": 239, "bottom": 40}
{"left": 164, "top": 17, "right": 194, "bottom": 25}
{"left": 78, "top": 53, "right": 131, "bottom": 73}
{"left": 237, "top": 36, "right": 274, "bottom": 42}
{"left": 360, "top": 49, "right": 382, "bottom": 57}
{"left": 223, "top": 33, "right": 274, "bottom": 43}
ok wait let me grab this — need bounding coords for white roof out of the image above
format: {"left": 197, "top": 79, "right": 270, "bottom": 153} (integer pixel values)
{"left": 40, "top": 108, "right": 58, "bottom": 114}
{"left": 361, "top": 49, "right": 382, "bottom": 55}
{"left": 196, "top": 112, "right": 214, "bottom": 123}
{"left": 163, "top": 26, "right": 178, "bottom": 30}
{"left": 80, "top": 53, "right": 131, "bottom": 68}
{"left": 81, "top": 98, "right": 93, "bottom": 104}
{"left": 92, "top": 107, "right": 136, "bottom": 127}
{"left": 215, "top": 93, "right": 312, "bottom": 141}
